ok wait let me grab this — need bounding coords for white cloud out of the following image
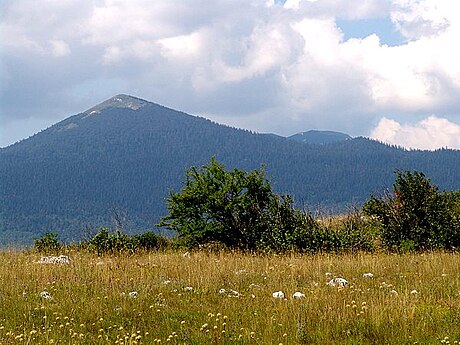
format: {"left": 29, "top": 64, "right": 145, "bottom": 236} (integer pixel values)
{"left": 391, "top": 0, "right": 453, "bottom": 40}
{"left": 159, "top": 32, "right": 203, "bottom": 59}
{"left": 49, "top": 40, "right": 71, "bottom": 57}
{"left": 2, "top": 0, "right": 460, "bottom": 148}
{"left": 370, "top": 116, "right": 460, "bottom": 150}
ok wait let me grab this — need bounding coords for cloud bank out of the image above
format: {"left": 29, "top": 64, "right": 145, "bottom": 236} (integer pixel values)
{"left": 1, "top": 0, "right": 460, "bottom": 149}
{"left": 371, "top": 116, "right": 460, "bottom": 150}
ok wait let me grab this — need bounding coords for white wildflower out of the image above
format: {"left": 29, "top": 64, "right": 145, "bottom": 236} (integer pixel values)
{"left": 363, "top": 272, "right": 374, "bottom": 278}
{"left": 229, "top": 289, "right": 241, "bottom": 298}
{"left": 390, "top": 289, "right": 398, "bottom": 296}
{"left": 128, "top": 291, "right": 138, "bottom": 299}
{"left": 327, "top": 278, "right": 348, "bottom": 287}
{"left": 272, "top": 291, "right": 285, "bottom": 299}
{"left": 37, "top": 255, "right": 71, "bottom": 264}
{"left": 292, "top": 292, "right": 305, "bottom": 299}
{"left": 163, "top": 279, "right": 172, "bottom": 285}
{"left": 40, "top": 291, "right": 53, "bottom": 300}
{"left": 184, "top": 286, "right": 193, "bottom": 292}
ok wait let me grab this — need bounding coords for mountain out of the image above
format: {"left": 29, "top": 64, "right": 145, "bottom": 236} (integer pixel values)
{"left": 2, "top": 94, "right": 460, "bottom": 245}
{"left": 288, "top": 130, "right": 352, "bottom": 144}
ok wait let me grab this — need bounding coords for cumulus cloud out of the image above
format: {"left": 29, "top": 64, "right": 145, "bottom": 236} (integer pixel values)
{"left": 1, "top": 0, "right": 460, "bottom": 148}
{"left": 370, "top": 116, "right": 460, "bottom": 150}
{"left": 391, "top": 0, "right": 453, "bottom": 40}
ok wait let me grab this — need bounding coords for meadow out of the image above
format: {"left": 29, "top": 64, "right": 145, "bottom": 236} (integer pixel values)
{"left": 1, "top": 250, "right": 459, "bottom": 344}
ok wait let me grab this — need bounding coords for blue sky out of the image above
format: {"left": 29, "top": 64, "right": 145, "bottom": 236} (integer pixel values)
{"left": 1, "top": 0, "right": 460, "bottom": 150}
{"left": 337, "top": 17, "right": 406, "bottom": 46}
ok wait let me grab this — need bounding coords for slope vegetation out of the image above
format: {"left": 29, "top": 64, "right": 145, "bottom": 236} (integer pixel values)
{"left": 1, "top": 95, "right": 460, "bottom": 243}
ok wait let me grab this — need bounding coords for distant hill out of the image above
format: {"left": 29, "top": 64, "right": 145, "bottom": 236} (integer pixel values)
{"left": 2, "top": 94, "right": 460, "bottom": 245}
{"left": 288, "top": 130, "right": 352, "bottom": 144}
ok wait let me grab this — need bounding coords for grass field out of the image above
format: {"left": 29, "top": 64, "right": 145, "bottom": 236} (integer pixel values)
{"left": 1, "top": 250, "right": 459, "bottom": 344}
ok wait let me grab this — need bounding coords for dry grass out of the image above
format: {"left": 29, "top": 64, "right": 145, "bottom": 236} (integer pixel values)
{"left": 1, "top": 250, "right": 460, "bottom": 344}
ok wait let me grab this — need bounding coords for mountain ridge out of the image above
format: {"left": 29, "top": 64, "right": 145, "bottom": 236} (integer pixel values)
{"left": 2, "top": 95, "right": 460, "bottom": 245}
{"left": 288, "top": 130, "right": 352, "bottom": 145}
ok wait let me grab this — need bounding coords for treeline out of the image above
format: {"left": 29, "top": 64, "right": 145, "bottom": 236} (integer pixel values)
{"left": 35, "top": 159, "right": 460, "bottom": 254}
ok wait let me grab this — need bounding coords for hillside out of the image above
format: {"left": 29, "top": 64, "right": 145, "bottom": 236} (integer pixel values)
{"left": 288, "top": 130, "right": 352, "bottom": 144}
{"left": 2, "top": 94, "right": 460, "bottom": 244}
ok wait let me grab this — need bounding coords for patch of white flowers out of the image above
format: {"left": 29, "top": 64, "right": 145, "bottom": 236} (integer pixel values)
{"left": 272, "top": 291, "right": 285, "bottom": 299}
{"left": 39, "top": 291, "right": 53, "bottom": 300}
{"left": 128, "top": 291, "right": 138, "bottom": 298}
{"left": 36, "top": 255, "right": 71, "bottom": 264}
{"left": 327, "top": 277, "right": 348, "bottom": 287}
{"left": 292, "top": 291, "right": 305, "bottom": 299}
{"left": 218, "top": 288, "right": 242, "bottom": 298}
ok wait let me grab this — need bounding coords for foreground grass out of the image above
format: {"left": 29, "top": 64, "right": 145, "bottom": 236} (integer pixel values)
{"left": 1, "top": 250, "right": 460, "bottom": 344}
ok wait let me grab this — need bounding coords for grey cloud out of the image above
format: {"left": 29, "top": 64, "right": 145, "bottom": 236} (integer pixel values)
{"left": 2, "top": 0, "right": 460, "bottom": 149}
{"left": 288, "top": 0, "right": 391, "bottom": 20}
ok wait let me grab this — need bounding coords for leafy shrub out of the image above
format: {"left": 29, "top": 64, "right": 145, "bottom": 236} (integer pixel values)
{"left": 256, "top": 195, "right": 314, "bottom": 252}
{"left": 131, "top": 231, "right": 170, "bottom": 251}
{"left": 87, "top": 228, "right": 133, "bottom": 255}
{"left": 83, "top": 228, "right": 170, "bottom": 254}
{"left": 333, "top": 211, "right": 379, "bottom": 252}
{"left": 159, "top": 157, "right": 315, "bottom": 252}
{"left": 288, "top": 211, "right": 377, "bottom": 253}
{"left": 34, "top": 232, "right": 61, "bottom": 254}
{"left": 363, "top": 170, "right": 460, "bottom": 252}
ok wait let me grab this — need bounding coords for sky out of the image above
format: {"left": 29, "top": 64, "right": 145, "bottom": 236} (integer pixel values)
{"left": 1, "top": 0, "right": 460, "bottom": 150}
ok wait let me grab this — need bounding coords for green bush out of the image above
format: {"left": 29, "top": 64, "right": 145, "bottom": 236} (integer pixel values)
{"left": 363, "top": 170, "right": 460, "bottom": 252}
{"left": 83, "top": 228, "right": 170, "bottom": 254}
{"left": 159, "top": 157, "right": 316, "bottom": 252}
{"left": 87, "top": 228, "right": 133, "bottom": 255}
{"left": 335, "top": 211, "right": 379, "bottom": 252}
{"left": 256, "top": 195, "right": 318, "bottom": 252}
{"left": 131, "top": 231, "right": 170, "bottom": 251}
{"left": 34, "top": 232, "right": 61, "bottom": 254}
{"left": 288, "top": 211, "right": 377, "bottom": 254}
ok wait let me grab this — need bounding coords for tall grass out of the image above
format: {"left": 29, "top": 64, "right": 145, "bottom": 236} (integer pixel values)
{"left": 1, "top": 250, "right": 459, "bottom": 344}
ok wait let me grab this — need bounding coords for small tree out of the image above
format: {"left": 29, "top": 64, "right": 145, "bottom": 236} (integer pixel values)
{"left": 363, "top": 170, "right": 460, "bottom": 251}
{"left": 159, "top": 157, "right": 307, "bottom": 251}
{"left": 34, "top": 232, "right": 61, "bottom": 254}
{"left": 87, "top": 227, "right": 133, "bottom": 255}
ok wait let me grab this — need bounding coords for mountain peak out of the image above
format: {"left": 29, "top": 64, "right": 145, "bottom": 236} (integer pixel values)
{"left": 84, "top": 94, "right": 149, "bottom": 116}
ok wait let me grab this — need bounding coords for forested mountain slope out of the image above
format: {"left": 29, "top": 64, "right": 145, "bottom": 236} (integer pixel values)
{"left": 288, "top": 130, "right": 352, "bottom": 144}
{"left": 2, "top": 95, "right": 460, "bottom": 244}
